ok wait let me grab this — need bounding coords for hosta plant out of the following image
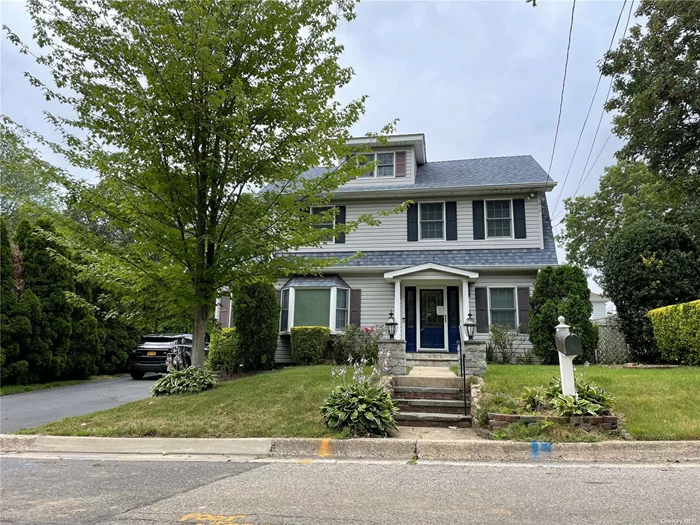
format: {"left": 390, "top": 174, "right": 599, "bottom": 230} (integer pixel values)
{"left": 519, "top": 386, "right": 549, "bottom": 412}
{"left": 150, "top": 367, "right": 217, "bottom": 397}
{"left": 321, "top": 381, "right": 398, "bottom": 437}
{"left": 545, "top": 377, "right": 614, "bottom": 413}
{"left": 552, "top": 394, "right": 603, "bottom": 417}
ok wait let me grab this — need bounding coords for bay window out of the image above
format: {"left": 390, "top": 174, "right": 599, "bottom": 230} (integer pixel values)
{"left": 279, "top": 277, "right": 351, "bottom": 332}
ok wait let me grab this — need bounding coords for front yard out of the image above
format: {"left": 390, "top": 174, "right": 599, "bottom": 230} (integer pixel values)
{"left": 19, "top": 366, "right": 347, "bottom": 438}
{"left": 484, "top": 365, "right": 700, "bottom": 440}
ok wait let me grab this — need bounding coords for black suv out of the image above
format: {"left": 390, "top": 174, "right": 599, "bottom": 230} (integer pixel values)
{"left": 129, "top": 334, "right": 193, "bottom": 379}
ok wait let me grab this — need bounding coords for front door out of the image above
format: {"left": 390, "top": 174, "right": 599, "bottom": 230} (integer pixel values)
{"left": 419, "top": 289, "right": 446, "bottom": 350}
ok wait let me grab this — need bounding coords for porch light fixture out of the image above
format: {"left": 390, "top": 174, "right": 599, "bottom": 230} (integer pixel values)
{"left": 464, "top": 313, "right": 477, "bottom": 340}
{"left": 386, "top": 311, "right": 398, "bottom": 339}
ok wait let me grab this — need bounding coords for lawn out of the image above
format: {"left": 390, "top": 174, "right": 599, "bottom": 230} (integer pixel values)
{"left": 484, "top": 364, "right": 700, "bottom": 441}
{"left": 0, "top": 375, "right": 122, "bottom": 396}
{"left": 18, "top": 366, "right": 347, "bottom": 438}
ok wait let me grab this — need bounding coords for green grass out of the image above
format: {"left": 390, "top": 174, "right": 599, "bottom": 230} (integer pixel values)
{"left": 17, "top": 366, "right": 348, "bottom": 438}
{"left": 484, "top": 364, "right": 700, "bottom": 441}
{"left": 0, "top": 375, "right": 122, "bottom": 396}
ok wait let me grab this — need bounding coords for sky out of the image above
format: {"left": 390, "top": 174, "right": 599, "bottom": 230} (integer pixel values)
{"left": 1, "top": 0, "right": 635, "bottom": 293}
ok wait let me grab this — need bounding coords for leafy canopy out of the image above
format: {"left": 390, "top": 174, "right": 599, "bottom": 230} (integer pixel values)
{"left": 6, "top": 0, "right": 401, "bottom": 366}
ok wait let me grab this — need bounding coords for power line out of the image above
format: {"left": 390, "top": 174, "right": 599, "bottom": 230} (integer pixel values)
{"left": 542, "top": 0, "right": 577, "bottom": 194}
{"left": 550, "top": 0, "right": 628, "bottom": 218}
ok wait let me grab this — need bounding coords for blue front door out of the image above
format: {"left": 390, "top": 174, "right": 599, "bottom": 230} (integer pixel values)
{"left": 420, "top": 289, "right": 445, "bottom": 349}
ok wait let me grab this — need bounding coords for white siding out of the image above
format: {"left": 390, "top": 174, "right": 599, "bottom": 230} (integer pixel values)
{"left": 470, "top": 271, "right": 538, "bottom": 360}
{"left": 342, "top": 274, "right": 394, "bottom": 327}
{"left": 292, "top": 194, "right": 542, "bottom": 253}
{"left": 591, "top": 300, "right": 608, "bottom": 320}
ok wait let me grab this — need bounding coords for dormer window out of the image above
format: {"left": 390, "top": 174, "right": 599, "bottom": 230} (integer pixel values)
{"left": 356, "top": 152, "right": 398, "bottom": 178}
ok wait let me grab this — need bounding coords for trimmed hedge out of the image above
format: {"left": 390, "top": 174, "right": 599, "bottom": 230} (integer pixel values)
{"left": 291, "top": 326, "right": 331, "bottom": 365}
{"left": 207, "top": 328, "right": 239, "bottom": 372}
{"left": 648, "top": 300, "right": 700, "bottom": 365}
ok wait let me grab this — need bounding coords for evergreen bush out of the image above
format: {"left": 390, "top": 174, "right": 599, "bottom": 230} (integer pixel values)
{"left": 206, "top": 328, "right": 240, "bottom": 372}
{"left": 648, "top": 300, "right": 700, "bottom": 365}
{"left": 231, "top": 282, "right": 279, "bottom": 371}
{"left": 291, "top": 326, "right": 330, "bottom": 365}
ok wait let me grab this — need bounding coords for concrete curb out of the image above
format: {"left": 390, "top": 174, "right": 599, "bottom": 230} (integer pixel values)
{"left": 2, "top": 434, "right": 699, "bottom": 463}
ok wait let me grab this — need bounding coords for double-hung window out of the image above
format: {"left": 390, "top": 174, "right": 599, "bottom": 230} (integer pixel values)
{"left": 358, "top": 153, "right": 375, "bottom": 177}
{"left": 489, "top": 288, "right": 517, "bottom": 329}
{"left": 420, "top": 202, "right": 444, "bottom": 240}
{"left": 311, "top": 206, "right": 335, "bottom": 243}
{"left": 280, "top": 289, "right": 290, "bottom": 331}
{"left": 486, "top": 200, "right": 512, "bottom": 238}
{"left": 355, "top": 152, "right": 395, "bottom": 178}
{"left": 335, "top": 288, "right": 349, "bottom": 330}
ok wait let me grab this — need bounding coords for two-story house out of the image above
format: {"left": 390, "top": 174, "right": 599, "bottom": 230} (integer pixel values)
{"left": 218, "top": 133, "right": 558, "bottom": 365}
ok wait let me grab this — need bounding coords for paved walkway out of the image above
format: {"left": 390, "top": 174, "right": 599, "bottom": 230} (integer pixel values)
{"left": 0, "top": 376, "right": 155, "bottom": 433}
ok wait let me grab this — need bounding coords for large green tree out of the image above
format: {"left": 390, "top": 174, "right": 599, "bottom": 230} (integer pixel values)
{"left": 558, "top": 161, "right": 696, "bottom": 270}
{"left": 601, "top": 0, "right": 700, "bottom": 197}
{"left": 600, "top": 221, "right": 700, "bottom": 363}
{"left": 7, "top": 0, "right": 399, "bottom": 367}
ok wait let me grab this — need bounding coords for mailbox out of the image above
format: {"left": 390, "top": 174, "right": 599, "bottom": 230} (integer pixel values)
{"left": 555, "top": 332, "right": 583, "bottom": 357}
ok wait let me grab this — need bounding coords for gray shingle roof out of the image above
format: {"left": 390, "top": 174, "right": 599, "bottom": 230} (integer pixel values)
{"left": 282, "top": 275, "right": 349, "bottom": 288}
{"left": 263, "top": 155, "right": 554, "bottom": 195}
{"left": 286, "top": 198, "right": 558, "bottom": 269}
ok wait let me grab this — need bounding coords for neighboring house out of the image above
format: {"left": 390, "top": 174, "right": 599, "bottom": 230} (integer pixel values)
{"left": 220, "top": 134, "right": 558, "bottom": 364}
{"left": 590, "top": 292, "right": 613, "bottom": 321}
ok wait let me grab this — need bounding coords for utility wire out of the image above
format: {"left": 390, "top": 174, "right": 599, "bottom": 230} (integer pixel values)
{"left": 541, "top": 0, "right": 577, "bottom": 195}
{"left": 550, "top": 0, "right": 628, "bottom": 218}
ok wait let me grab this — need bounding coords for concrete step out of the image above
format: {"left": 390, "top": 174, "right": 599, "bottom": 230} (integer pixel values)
{"left": 395, "top": 398, "right": 469, "bottom": 415}
{"left": 394, "top": 386, "right": 462, "bottom": 400}
{"left": 394, "top": 375, "right": 463, "bottom": 390}
{"left": 406, "top": 354, "right": 459, "bottom": 368}
{"left": 395, "top": 411, "right": 472, "bottom": 428}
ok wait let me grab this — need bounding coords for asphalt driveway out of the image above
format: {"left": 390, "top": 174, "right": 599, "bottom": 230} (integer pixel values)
{"left": 0, "top": 376, "right": 156, "bottom": 433}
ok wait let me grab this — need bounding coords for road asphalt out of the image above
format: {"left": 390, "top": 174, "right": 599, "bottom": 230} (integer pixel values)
{"left": 0, "top": 376, "right": 156, "bottom": 433}
{"left": 1, "top": 457, "right": 699, "bottom": 524}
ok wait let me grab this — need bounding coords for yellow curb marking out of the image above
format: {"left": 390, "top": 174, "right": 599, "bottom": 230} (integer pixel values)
{"left": 298, "top": 459, "right": 315, "bottom": 464}
{"left": 180, "top": 513, "right": 252, "bottom": 525}
{"left": 319, "top": 438, "right": 331, "bottom": 457}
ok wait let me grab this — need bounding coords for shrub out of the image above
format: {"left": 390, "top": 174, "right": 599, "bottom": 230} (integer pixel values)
{"left": 648, "top": 300, "right": 700, "bottom": 365}
{"left": 489, "top": 325, "right": 518, "bottom": 364}
{"left": 291, "top": 326, "right": 331, "bottom": 365}
{"left": 335, "top": 324, "right": 384, "bottom": 364}
{"left": 529, "top": 265, "right": 598, "bottom": 364}
{"left": 231, "top": 282, "right": 279, "bottom": 370}
{"left": 321, "top": 381, "right": 398, "bottom": 437}
{"left": 206, "top": 328, "right": 239, "bottom": 372}
{"left": 600, "top": 221, "right": 700, "bottom": 362}
{"left": 150, "top": 366, "right": 217, "bottom": 396}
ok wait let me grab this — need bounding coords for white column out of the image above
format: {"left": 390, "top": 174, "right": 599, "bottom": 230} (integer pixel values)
{"left": 329, "top": 287, "right": 338, "bottom": 332}
{"left": 462, "top": 279, "right": 470, "bottom": 319}
{"left": 555, "top": 316, "right": 577, "bottom": 397}
{"left": 394, "top": 280, "right": 402, "bottom": 340}
{"left": 288, "top": 288, "right": 295, "bottom": 332}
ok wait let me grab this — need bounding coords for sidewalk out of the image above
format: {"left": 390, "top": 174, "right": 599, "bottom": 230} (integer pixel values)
{"left": 3, "top": 434, "right": 699, "bottom": 463}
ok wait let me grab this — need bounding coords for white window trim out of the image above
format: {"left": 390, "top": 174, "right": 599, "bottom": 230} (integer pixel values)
{"left": 355, "top": 151, "right": 401, "bottom": 179}
{"left": 484, "top": 199, "right": 514, "bottom": 240}
{"left": 486, "top": 286, "right": 519, "bottom": 330}
{"left": 279, "top": 286, "right": 350, "bottom": 334}
{"left": 418, "top": 201, "right": 446, "bottom": 241}
{"left": 280, "top": 288, "right": 290, "bottom": 332}
{"left": 310, "top": 206, "right": 336, "bottom": 245}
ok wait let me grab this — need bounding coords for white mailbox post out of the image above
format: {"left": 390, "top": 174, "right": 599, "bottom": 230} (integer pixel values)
{"left": 554, "top": 316, "right": 580, "bottom": 398}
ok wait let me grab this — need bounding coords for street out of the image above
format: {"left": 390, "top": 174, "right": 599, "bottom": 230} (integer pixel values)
{"left": 1, "top": 457, "right": 699, "bottom": 524}
{"left": 0, "top": 377, "right": 155, "bottom": 433}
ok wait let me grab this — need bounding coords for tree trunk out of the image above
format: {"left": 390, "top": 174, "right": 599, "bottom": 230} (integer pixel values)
{"left": 192, "top": 303, "right": 208, "bottom": 368}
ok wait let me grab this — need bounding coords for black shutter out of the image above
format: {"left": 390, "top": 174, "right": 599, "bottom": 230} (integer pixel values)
{"left": 513, "top": 199, "right": 526, "bottom": 239}
{"left": 517, "top": 287, "right": 531, "bottom": 333}
{"left": 349, "top": 289, "right": 362, "bottom": 326}
{"left": 473, "top": 200, "right": 485, "bottom": 240}
{"left": 446, "top": 201, "right": 457, "bottom": 241}
{"left": 335, "top": 206, "right": 346, "bottom": 244}
{"left": 407, "top": 203, "right": 418, "bottom": 242}
{"left": 475, "top": 288, "right": 488, "bottom": 333}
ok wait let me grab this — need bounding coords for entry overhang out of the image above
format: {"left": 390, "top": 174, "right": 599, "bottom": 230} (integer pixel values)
{"left": 383, "top": 263, "right": 479, "bottom": 281}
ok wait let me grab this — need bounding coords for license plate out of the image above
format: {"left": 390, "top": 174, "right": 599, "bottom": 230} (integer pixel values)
{"left": 147, "top": 351, "right": 157, "bottom": 356}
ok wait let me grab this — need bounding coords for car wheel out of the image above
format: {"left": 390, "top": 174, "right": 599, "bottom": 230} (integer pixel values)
{"left": 130, "top": 371, "right": 145, "bottom": 380}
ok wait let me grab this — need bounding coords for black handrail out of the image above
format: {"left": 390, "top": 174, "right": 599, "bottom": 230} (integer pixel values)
{"left": 457, "top": 328, "right": 469, "bottom": 416}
